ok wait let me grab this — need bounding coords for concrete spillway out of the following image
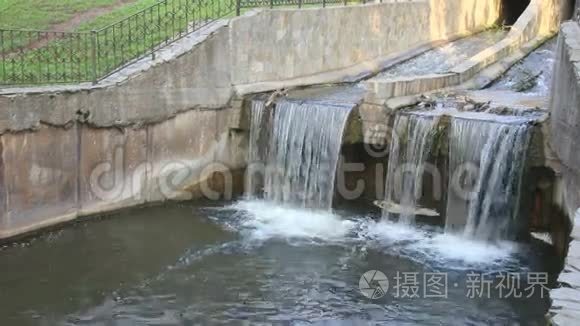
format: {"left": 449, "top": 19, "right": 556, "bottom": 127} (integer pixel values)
{"left": 489, "top": 37, "right": 557, "bottom": 96}
{"left": 377, "top": 30, "right": 507, "bottom": 78}
{"left": 466, "top": 37, "right": 558, "bottom": 110}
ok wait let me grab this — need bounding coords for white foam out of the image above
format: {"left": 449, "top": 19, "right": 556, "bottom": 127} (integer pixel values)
{"left": 410, "top": 233, "right": 517, "bottom": 266}
{"left": 359, "top": 220, "right": 517, "bottom": 269}
{"left": 361, "top": 220, "right": 428, "bottom": 245}
{"left": 224, "top": 201, "right": 520, "bottom": 270}
{"left": 230, "top": 200, "right": 356, "bottom": 242}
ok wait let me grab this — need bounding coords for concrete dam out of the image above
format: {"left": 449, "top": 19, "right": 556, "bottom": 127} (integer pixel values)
{"left": 1, "top": 0, "right": 580, "bottom": 324}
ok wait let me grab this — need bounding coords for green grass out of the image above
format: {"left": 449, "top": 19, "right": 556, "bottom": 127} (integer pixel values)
{"left": 0, "top": 0, "right": 119, "bottom": 30}
{"left": 76, "top": 0, "right": 164, "bottom": 31}
{"left": 1, "top": 0, "right": 237, "bottom": 84}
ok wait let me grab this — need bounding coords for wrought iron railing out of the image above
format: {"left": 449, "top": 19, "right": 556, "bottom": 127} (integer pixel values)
{"left": 238, "top": 0, "right": 349, "bottom": 9}
{"left": 0, "top": 0, "right": 376, "bottom": 86}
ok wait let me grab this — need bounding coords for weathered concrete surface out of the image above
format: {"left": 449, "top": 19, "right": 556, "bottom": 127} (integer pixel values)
{"left": 230, "top": 0, "right": 500, "bottom": 87}
{"left": 0, "top": 126, "right": 79, "bottom": 238}
{"left": 550, "top": 209, "right": 580, "bottom": 325}
{"left": 547, "top": 19, "right": 580, "bottom": 326}
{"left": 0, "top": 107, "right": 247, "bottom": 240}
{"left": 78, "top": 127, "right": 148, "bottom": 216}
{"left": 551, "top": 22, "right": 580, "bottom": 178}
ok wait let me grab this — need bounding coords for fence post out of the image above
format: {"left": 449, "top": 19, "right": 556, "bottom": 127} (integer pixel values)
{"left": 270, "top": 0, "right": 273, "bottom": 9}
{"left": 323, "top": 0, "right": 326, "bottom": 7}
{"left": 236, "top": 0, "right": 241, "bottom": 15}
{"left": 343, "top": 0, "right": 347, "bottom": 6}
{"left": 298, "top": 0, "right": 302, "bottom": 8}
{"left": 90, "top": 30, "right": 98, "bottom": 84}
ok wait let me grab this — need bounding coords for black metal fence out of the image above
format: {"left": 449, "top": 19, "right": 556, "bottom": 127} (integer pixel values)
{"left": 0, "top": 0, "right": 375, "bottom": 86}
{"left": 238, "top": 0, "right": 349, "bottom": 9}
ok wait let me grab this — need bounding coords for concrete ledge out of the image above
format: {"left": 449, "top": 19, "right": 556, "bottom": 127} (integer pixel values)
{"left": 367, "top": 73, "right": 459, "bottom": 99}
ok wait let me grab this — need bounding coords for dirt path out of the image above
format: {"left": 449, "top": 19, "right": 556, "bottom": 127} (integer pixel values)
{"left": 48, "top": 0, "right": 136, "bottom": 32}
{"left": 7, "top": 0, "right": 137, "bottom": 54}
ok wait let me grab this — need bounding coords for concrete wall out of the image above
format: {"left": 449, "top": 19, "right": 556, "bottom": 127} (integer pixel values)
{"left": 0, "top": 108, "right": 246, "bottom": 239}
{"left": 550, "top": 21, "right": 580, "bottom": 214}
{"left": 548, "top": 20, "right": 580, "bottom": 325}
{"left": 231, "top": 0, "right": 501, "bottom": 88}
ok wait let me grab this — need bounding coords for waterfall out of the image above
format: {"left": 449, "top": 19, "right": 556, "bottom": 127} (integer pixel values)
{"left": 247, "top": 98, "right": 354, "bottom": 210}
{"left": 383, "top": 114, "right": 439, "bottom": 224}
{"left": 246, "top": 100, "right": 268, "bottom": 197}
{"left": 446, "top": 118, "right": 531, "bottom": 240}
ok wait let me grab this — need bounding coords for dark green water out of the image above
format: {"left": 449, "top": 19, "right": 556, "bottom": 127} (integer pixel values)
{"left": 0, "top": 200, "right": 560, "bottom": 325}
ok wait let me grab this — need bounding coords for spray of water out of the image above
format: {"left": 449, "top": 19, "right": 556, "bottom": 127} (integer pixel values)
{"left": 227, "top": 200, "right": 519, "bottom": 270}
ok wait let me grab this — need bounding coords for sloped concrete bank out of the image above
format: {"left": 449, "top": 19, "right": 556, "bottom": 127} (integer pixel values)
{"left": 547, "top": 21, "right": 580, "bottom": 325}
{"left": 0, "top": 0, "right": 505, "bottom": 240}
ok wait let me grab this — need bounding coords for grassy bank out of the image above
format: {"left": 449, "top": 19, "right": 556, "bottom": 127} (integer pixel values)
{"left": 0, "top": 0, "right": 122, "bottom": 30}
{"left": 1, "top": 0, "right": 236, "bottom": 85}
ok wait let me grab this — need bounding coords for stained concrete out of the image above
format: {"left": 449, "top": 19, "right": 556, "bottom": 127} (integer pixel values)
{"left": 0, "top": 107, "right": 247, "bottom": 240}
{"left": 550, "top": 210, "right": 580, "bottom": 325}
{"left": 547, "top": 20, "right": 580, "bottom": 326}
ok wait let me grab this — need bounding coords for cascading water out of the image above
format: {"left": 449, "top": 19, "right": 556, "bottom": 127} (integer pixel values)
{"left": 247, "top": 97, "right": 354, "bottom": 209}
{"left": 446, "top": 118, "right": 532, "bottom": 241}
{"left": 246, "top": 100, "right": 267, "bottom": 195}
{"left": 383, "top": 113, "right": 439, "bottom": 224}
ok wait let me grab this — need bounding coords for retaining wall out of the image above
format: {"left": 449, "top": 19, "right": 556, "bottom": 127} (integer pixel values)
{"left": 548, "top": 20, "right": 580, "bottom": 325}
